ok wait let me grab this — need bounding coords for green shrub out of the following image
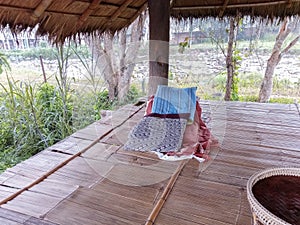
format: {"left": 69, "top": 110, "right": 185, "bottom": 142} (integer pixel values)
{"left": 212, "top": 72, "right": 226, "bottom": 92}
{"left": 0, "top": 78, "right": 75, "bottom": 173}
{"left": 239, "top": 72, "right": 263, "bottom": 88}
{"left": 93, "top": 90, "right": 113, "bottom": 120}
{"left": 0, "top": 105, "right": 13, "bottom": 149}
{"left": 36, "top": 83, "right": 73, "bottom": 144}
{"left": 124, "top": 85, "right": 142, "bottom": 103}
{"left": 92, "top": 85, "right": 142, "bottom": 120}
{"left": 239, "top": 95, "right": 259, "bottom": 102}
{"left": 0, "top": 52, "right": 10, "bottom": 73}
{"left": 269, "top": 97, "right": 295, "bottom": 104}
{"left": 0, "top": 78, "right": 45, "bottom": 159}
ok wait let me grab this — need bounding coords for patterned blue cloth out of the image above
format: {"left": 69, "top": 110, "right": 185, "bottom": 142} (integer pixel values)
{"left": 151, "top": 85, "right": 197, "bottom": 122}
{"left": 124, "top": 116, "right": 187, "bottom": 153}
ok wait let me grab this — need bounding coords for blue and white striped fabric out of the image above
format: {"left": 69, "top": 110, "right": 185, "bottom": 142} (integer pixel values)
{"left": 151, "top": 85, "right": 197, "bottom": 122}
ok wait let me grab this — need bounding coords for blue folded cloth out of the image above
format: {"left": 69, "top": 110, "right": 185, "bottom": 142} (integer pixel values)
{"left": 151, "top": 85, "right": 197, "bottom": 122}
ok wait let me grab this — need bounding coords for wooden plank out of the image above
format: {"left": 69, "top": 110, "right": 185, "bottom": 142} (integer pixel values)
{"left": 2, "top": 190, "right": 62, "bottom": 218}
{"left": 46, "top": 187, "right": 152, "bottom": 225}
{"left": 47, "top": 137, "right": 95, "bottom": 155}
{"left": 103, "top": 160, "right": 180, "bottom": 186}
{"left": 92, "top": 178, "right": 167, "bottom": 205}
{"left": 46, "top": 200, "right": 134, "bottom": 225}
{"left": 81, "top": 142, "right": 120, "bottom": 161}
{"left": 197, "top": 161, "right": 258, "bottom": 182}
{"left": 0, "top": 207, "right": 30, "bottom": 224}
{"left": 23, "top": 217, "right": 59, "bottom": 225}
{"left": 0, "top": 150, "right": 74, "bottom": 191}
{"left": 12, "top": 150, "right": 73, "bottom": 174}
{"left": 0, "top": 217, "right": 22, "bottom": 225}
{"left": 70, "top": 123, "right": 113, "bottom": 141}
{"left": 160, "top": 196, "right": 239, "bottom": 224}
{"left": 100, "top": 126, "right": 131, "bottom": 146}
{"left": 0, "top": 173, "right": 36, "bottom": 189}
{"left": 224, "top": 121, "right": 300, "bottom": 137}
{"left": 1, "top": 150, "right": 71, "bottom": 181}
{"left": 0, "top": 185, "right": 19, "bottom": 203}
{"left": 156, "top": 176, "right": 249, "bottom": 224}
{"left": 29, "top": 179, "right": 78, "bottom": 198}
{"left": 0, "top": 207, "right": 59, "bottom": 224}
{"left": 155, "top": 213, "right": 207, "bottom": 225}
{"left": 46, "top": 157, "right": 114, "bottom": 187}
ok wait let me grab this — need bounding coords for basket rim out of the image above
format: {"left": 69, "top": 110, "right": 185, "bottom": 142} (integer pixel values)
{"left": 246, "top": 167, "right": 300, "bottom": 225}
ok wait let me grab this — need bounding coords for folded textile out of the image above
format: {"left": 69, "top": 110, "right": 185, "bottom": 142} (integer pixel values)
{"left": 145, "top": 96, "right": 216, "bottom": 161}
{"left": 124, "top": 116, "right": 187, "bottom": 153}
{"left": 151, "top": 85, "right": 197, "bottom": 122}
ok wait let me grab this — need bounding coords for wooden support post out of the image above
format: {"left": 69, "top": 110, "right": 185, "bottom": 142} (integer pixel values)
{"left": 148, "top": 0, "right": 170, "bottom": 96}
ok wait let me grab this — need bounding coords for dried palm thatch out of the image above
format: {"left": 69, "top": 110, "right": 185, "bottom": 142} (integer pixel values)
{"left": 0, "top": 0, "right": 147, "bottom": 43}
{"left": 171, "top": 0, "right": 300, "bottom": 19}
{"left": 1, "top": 0, "right": 300, "bottom": 43}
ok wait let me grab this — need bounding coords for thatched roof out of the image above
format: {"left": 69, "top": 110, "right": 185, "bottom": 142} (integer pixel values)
{"left": 1, "top": 0, "right": 300, "bottom": 43}
{"left": 0, "top": 0, "right": 147, "bottom": 43}
{"left": 171, "top": 0, "right": 300, "bottom": 19}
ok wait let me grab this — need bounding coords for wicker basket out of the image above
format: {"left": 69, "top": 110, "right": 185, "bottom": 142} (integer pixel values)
{"left": 247, "top": 167, "right": 300, "bottom": 225}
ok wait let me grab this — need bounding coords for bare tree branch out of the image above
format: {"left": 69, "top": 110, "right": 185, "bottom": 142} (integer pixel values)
{"left": 280, "top": 34, "right": 300, "bottom": 57}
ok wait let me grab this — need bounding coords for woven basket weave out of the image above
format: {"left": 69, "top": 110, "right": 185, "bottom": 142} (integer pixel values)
{"left": 247, "top": 167, "right": 300, "bottom": 225}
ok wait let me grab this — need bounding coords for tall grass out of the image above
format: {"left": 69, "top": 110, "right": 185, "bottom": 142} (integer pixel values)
{"left": 0, "top": 44, "right": 142, "bottom": 173}
{"left": 0, "top": 76, "right": 51, "bottom": 171}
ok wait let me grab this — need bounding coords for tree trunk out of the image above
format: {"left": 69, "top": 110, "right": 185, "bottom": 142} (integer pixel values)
{"left": 117, "top": 29, "right": 127, "bottom": 101}
{"left": 102, "top": 33, "right": 119, "bottom": 100}
{"left": 258, "top": 52, "right": 280, "bottom": 102}
{"left": 224, "top": 18, "right": 236, "bottom": 101}
{"left": 259, "top": 18, "right": 299, "bottom": 102}
{"left": 86, "top": 13, "right": 146, "bottom": 101}
{"left": 117, "top": 15, "right": 146, "bottom": 101}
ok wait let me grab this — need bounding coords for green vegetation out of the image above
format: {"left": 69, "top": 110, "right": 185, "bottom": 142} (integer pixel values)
{"left": 208, "top": 71, "right": 299, "bottom": 103}
{"left": 230, "top": 49, "right": 242, "bottom": 101}
{"left": 0, "top": 47, "right": 142, "bottom": 173}
{"left": 0, "top": 77, "right": 141, "bottom": 173}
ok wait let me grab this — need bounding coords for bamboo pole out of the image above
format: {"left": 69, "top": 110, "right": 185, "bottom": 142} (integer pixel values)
{"left": 0, "top": 103, "right": 145, "bottom": 205}
{"left": 145, "top": 159, "right": 189, "bottom": 225}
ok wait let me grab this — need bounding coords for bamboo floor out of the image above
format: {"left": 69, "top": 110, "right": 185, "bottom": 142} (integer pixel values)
{"left": 0, "top": 100, "right": 299, "bottom": 225}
